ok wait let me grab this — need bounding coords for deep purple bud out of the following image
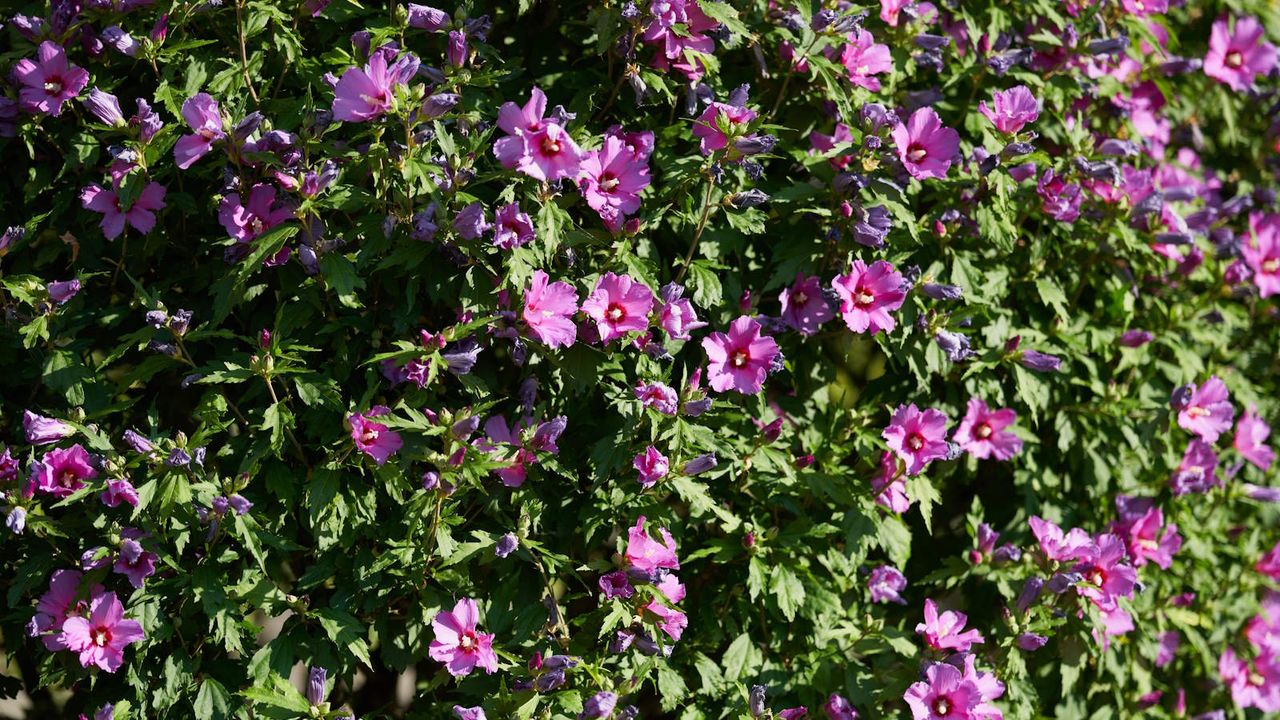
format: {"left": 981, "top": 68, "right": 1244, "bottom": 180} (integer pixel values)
{"left": 922, "top": 283, "right": 962, "bottom": 301}
{"left": 123, "top": 429, "right": 155, "bottom": 454}
{"left": 83, "top": 88, "right": 126, "bottom": 126}
{"left": 1018, "top": 350, "right": 1062, "bottom": 372}
{"left": 1169, "top": 384, "right": 1195, "bottom": 411}
{"left": 727, "top": 83, "right": 751, "bottom": 108}
{"left": 1119, "top": 329, "right": 1153, "bottom": 347}
{"left": 935, "top": 330, "right": 973, "bottom": 363}
{"left": 599, "top": 570, "right": 634, "bottom": 599}
{"left": 1017, "top": 633, "right": 1048, "bottom": 651}
{"left": 992, "top": 544, "right": 1022, "bottom": 563}
{"left": 48, "top": 280, "right": 82, "bottom": 305}
{"left": 422, "top": 93, "right": 460, "bottom": 119}
{"left": 749, "top": 686, "right": 768, "bottom": 718}
{"left": 306, "top": 667, "right": 327, "bottom": 706}
{"left": 1086, "top": 34, "right": 1129, "bottom": 56}
{"left": 227, "top": 493, "right": 252, "bottom": 515}
{"left": 914, "top": 33, "right": 949, "bottom": 51}
{"left": 446, "top": 30, "right": 468, "bottom": 67}
{"left": 1046, "top": 572, "right": 1082, "bottom": 594}
{"left": 495, "top": 532, "right": 518, "bottom": 558}
{"left": 407, "top": 3, "right": 450, "bottom": 31}
{"left": 579, "top": 692, "right": 618, "bottom": 720}
{"left": 682, "top": 453, "right": 718, "bottom": 475}
{"left": 728, "top": 189, "right": 769, "bottom": 209}
{"left": 734, "top": 134, "right": 776, "bottom": 155}
{"left": 1097, "top": 138, "right": 1138, "bottom": 157}
{"left": 101, "top": 26, "right": 140, "bottom": 56}
{"left": 1015, "top": 577, "right": 1044, "bottom": 613}
{"left": 852, "top": 205, "right": 891, "bottom": 248}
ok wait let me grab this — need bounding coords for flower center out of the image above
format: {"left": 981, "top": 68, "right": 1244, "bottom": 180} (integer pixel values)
{"left": 199, "top": 128, "right": 219, "bottom": 140}
{"left": 361, "top": 428, "right": 380, "bottom": 443}
{"left": 907, "top": 144, "right": 928, "bottom": 163}
{"left": 1225, "top": 50, "right": 1244, "bottom": 69}
{"left": 1264, "top": 258, "right": 1279, "bottom": 273}
{"left": 606, "top": 303, "right": 626, "bottom": 323}
{"left": 1250, "top": 671, "right": 1266, "bottom": 686}
{"left": 59, "top": 470, "right": 78, "bottom": 487}
{"left": 906, "top": 434, "right": 925, "bottom": 451}
{"left": 932, "top": 698, "right": 951, "bottom": 716}
{"left": 601, "top": 174, "right": 620, "bottom": 191}
{"left": 93, "top": 626, "right": 112, "bottom": 647}
{"left": 1088, "top": 568, "right": 1106, "bottom": 587}
{"left": 250, "top": 217, "right": 265, "bottom": 235}
{"left": 359, "top": 91, "right": 388, "bottom": 107}
{"left": 542, "top": 136, "right": 561, "bottom": 155}
{"left": 730, "top": 349, "right": 750, "bottom": 368}
{"left": 975, "top": 423, "right": 992, "bottom": 439}
{"left": 793, "top": 291, "right": 808, "bottom": 305}
{"left": 855, "top": 289, "right": 875, "bottom": 306}
{"left": 459, "top": 631, "right": 476, "bottom": 651}
{"left": 1186, "top": 406, "right": 1209, "bottom": 418}
{"left": 44, "top": 77, "right": 65, "bottom": 95}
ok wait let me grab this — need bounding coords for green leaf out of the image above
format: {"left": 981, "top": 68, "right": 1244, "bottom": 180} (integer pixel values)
{"left": 769, "top": 565, "right": 806, "bottom": 621}
{"left": 315, "top": 607, "right": 372, "bottom": 667}
{"left": 193, "top": 678, "right": 233, "bottom": 720}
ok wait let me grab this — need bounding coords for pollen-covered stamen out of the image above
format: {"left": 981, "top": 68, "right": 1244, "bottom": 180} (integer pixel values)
{"left": 59, "top": 470, "right": 78, "bottom": 488}
{"left": 1225, "top": 50, "right": 1245, "bottom": 69}
{"left": 906, "top": 434, "right": 925, "bottom": 451}
{"left": 1263, "top": 258, "right": 1279, "bottom": 274}
{"left": 855, "top": 289, "right": 875, "bottom": 306}
{"left": 730, "top": 349, "right": 750, "bottom": 368}
{"left": 793, "top": 291, "right": 808, "bottom": 306}
{"left": 459, "top": 631, "right": 477, "bottom": 651}
{"left": 975, "top": 423, "right": 993, "bottom": 439}
{"left": 605, "top": 303, "right": 626, "bottom": 323}
{"left": 931, "top": 697, "right": 951, "bottom": 716}
{"left": 249, "top": 217, "right": 265, "bottom": 236}
{"left": 44, "top": 77, "right": 65, "bottom": 95}
{"left": 1186, "top": 406, "right": 1209, "bottom": 418}
{"left": 907, "top": 143, "right": 928, "bottom": 163}
{"left": 601, "top": 174, "right": 620, "bottom": 191}
{"left": 541, "top": 135, "right": 562, "bottom": 155}
{"left": 359, "top": 91, "right": 388, "bottom": 107}
{"left": 92, "top": 626, "right": 112, "bottom": 647}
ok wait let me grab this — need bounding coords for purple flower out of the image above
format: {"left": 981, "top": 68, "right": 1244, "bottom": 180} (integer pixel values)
{"left": 174, "top": 93, "right": 225, "bottom": 169}
{"left": 446, "top": 30, "right": 468, "bottom": 68}
{"left": 83, "top": 88, "right": 125, "bottom": 126}
{"left": 633, "top": 446, "right": 670, "bottom": 488}
{"left": 48, "top": 280, "right": 81, "bottom": 304}
{"left": 408, "top": 4, "right": 450, "bottom": 31}
{"left": 453, "top": 202, "right": 490, "bottom": 240}
{"left": 1204, "top": 15, "right": 1277, "bottom": 91}
{"left": 306, "top": 666, "right": 328, "bottom": 706}
{"left": 1018, "top": 349, "right": 1062, "bottom": 372}
{"left": 1017, "top": 633, "right": 1048, "bottom": 651}
{"left": 868, "top": 565, "right": 907, "bottom": 604}
{"left": 495, "top": 532, "right": 518, "bottom": 558}
{"left": 1119, "top": 329, "right": 1154, "bottom": 347}
{"left": 599, "top": 570, "right": 634, "bottom": 599}
{"left": 113, "top": 538, "right": 157, "bottom": 588}
{"left": 23, "top": 411, "right": 75, "bottom": 445}
{"left": 14, "top": 42, "right": 89, "bottom": 117}
{"left": 332, "top": 52, "right": 400, "bottom": 122}
{"left": 492, "top": 203, "right": 535, "bottom": 249}
{"left": 780, "top": 274, "right": 833, "bottom": 336}
{"left": 681, "top": 453, "right": 718, "bottom": 476}
{"left": 453, "top": 707, "right": 487, "bottom": 720}
{"left": 979, "top": 85, "right": 1040, "bottom": 134}
{"left": 579, "top": 692, "right": 617, "bottom": 720}
{"left": 823, "top": 694, "right": 857, "bottom": 720}
{"left": 101, "top": 479, "right": 139, "bottom": 508}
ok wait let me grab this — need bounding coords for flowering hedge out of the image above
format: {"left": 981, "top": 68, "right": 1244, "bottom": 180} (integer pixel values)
{"left": 3, "top": 0, "right": 1280, "bottom": 718}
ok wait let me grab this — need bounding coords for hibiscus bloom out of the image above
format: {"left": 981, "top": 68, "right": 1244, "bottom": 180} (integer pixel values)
{"left": 429, "top": 598, "right": 499, "bottom": 677}
{"left": 332, "top": 52, "right": 398, "bottom": 122}
{"left": 978, "top": 85, "right": 1040, "bottom": 134}
{"left": 892, "top": 108, "right": 961, "bottom": 180}
{"left": 523, "top": 270, "right": 579, "bottom": 349}
{"left": 832, "top": 260, "right": 907, "bottom": 335}
{"left": 779, "top": 274, "right": 833, "bottom": 336}
{"left": 173, "top": 93, "right": 225, "bottom": 169}
{"left": 1176, "top": 376, "right": 1234, "bottom": 443}
{"left": 33, "top": 444, "right": 98, "bottom": 498}
{"left": 882, "top": 404, "right": 950, "bottom": 476}
{"left": 839, "top": 30, "right": 892, "bottom": 91}
{"left": 81, "top": 182, "right": 167, "bottom": 241}
{"left": 582, "top": 273, "right": 653, "bottom": 342}
{"left": 348, "top": 407, "right": 402, "bottom": 465}
{"left": 692, "top": 102, "right": 757, "bottom": 155}
{"left": 1204, "top": 15, "right": 1278, "bottom": 91}
{"left": 952, "top": 399, "right": 1022, "bottom": 460}
{"left": 701, "top": 316, "right": 780, "bottom": 395}
{"left": 916, "top": 599, "right": 985, "bottom": 652}
{"left": 14, "top": 41, "right": 89, "bottom": 117}
{"left": 60, "top": 591, "right": 146, "bottom": 673}
{"left": 1235, "top": 405, "right": 1276, "bottom": 470}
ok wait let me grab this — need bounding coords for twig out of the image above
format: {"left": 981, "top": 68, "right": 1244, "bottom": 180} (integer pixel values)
{"left": 674, "top": 176, "right": 716, "bottom": 283}
{"left": 235, "top": 0, "right": 260, "bottom": 106}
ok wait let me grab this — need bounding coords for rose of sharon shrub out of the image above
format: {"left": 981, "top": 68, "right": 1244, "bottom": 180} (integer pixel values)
{"left": 1, "top": 0, "right": 1279, "bottom": 719}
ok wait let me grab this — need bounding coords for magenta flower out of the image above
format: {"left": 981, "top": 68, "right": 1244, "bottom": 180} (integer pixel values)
{"left": 640, "top": 0, "right": 717, "bottom": 80}
{"left": 429, "top": 598, "right": 499, "bottom": 677}
{"left": 1037, "top": 169, "right": 1083, "bottom": 223}
{"left": 692, "top": 102, "right": 758, "bottom": 155}
{"left": 903, "top": 663, "right": 987, "bottom": 720}
{"left": 1028, "top": 516, "right": 1093, "bottom": 562}
{"left": 824, "top": 694, "right": 857, "bottom": 720}
{"left": 23, "top": 410, "right": 75, "bottom": 445}
{"left": 492, "top": 203, "right": 535, "bottom": 250}
{"left": 643, "top": 599, "right": 688, "bottom": 641}
{"left": 892, "top": 108, "right": 961, "bottom": 180}
{"left": 633, "top": 446, "right": 669, "bottom": 488}
{"left": 883, "top": 404, "right": 950, "bottom": 476}
{"left": 1259, "top": 542, "right": 1280, "bottom": 580}
{"left": 1170, "top": 439, "right": 1219, "bottom": 495}
{"left": 219, "top": 184, "right": 294, "bottom": 244}
{"left": 1120, "top": 0, "right": 1167, "bottom": 15}
{"left": 523, "top": 270, "right": 579, "bottom": 349}
{"left": 624, "top": 516, "right": 679, "bottom": 573}
{"left": 493, "top": 86, "right": 585, "bottom": 181}
{"left": 332, "top": 52, "right": 397, "bottom": 122}
{"left": 14, "top": 41, "right": 89, "bottom": 117}
{"left": 59, "top": 591, "right": 146, "bottom": 673}
{"left": 701, "top": 316, "right": 780, "bottom": 395}
{"left": 952, "top": 399, "right": 1022, "bottom": 461}
{"left": 173, "top": 93, "right": 225, "bottom": 169}
{"left": 872, "top": 451, "right": 911, "bottom": 513}
{"left": 348, "top": 408, "right": 403, "bottom": 465}
{"left": 582, "top": 272, "right": 653, "bottom": 342}
{"left": 832, "top": 260, "right": 907, "bottom": 335}
{"left": 1113, "top": 502, "right": 1181, "bottom": 569}
{"left": 1204, "top": 15, "right": 1278, "bottom": 91}
{"left": 1243, "top": 213, "right": 1280, "bottom": 298}
{"left": 100, "top": 479, "right": 139, "bottom": 508}
{"left": 779, "top": 274, "right": 834, "bottom": 336}
{"left": 1176, "top": 376, "right": 1234, "bottom": 443}
{"left": 656, "top": 284, "right": 706, "bottom": 341}
{"left": 1073, "top": 534, "right": 1138, "bottom": 608}
{"left": 868, "top": 565, "right": 907, "bottom": 604}
{"left": 1235, "top": 405, "right": 1276, "bottom": 470}
{"left": 81, "top": 182, "right": 166, "bottom": 241}
{"left": 978, "top": 86, "right": 1040, "bottom": 134}
{"left": 579, "top": 134, "right": 651, "bottom": 217}
{"left": 635, "top": 381, "right": 678, "bottom": 415}
{"left": 33, "top": 444, "right": 97, "bottom": 498}
{"left": 477, "top": 416, "right": 535, "bottom": 487}
{"left": 839, "top": 30, "right": 892, "bottom": 91}
{"left": 916, "top": 598, "right": 985, "bottom": 652}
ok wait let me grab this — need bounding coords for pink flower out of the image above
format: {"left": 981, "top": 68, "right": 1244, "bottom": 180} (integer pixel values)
{"left": 81, "top": 182, "right": 167, "bottom": 241}
{"left": 523, "top": 270, "right": 579, "bottom": 349}
{"left": 580, "top": 134, "right": 651, "bottom": 217}
{"left": 492, "top": 203, "right": 535, "bottom": 250}
{"left": 978, "top": 86, "right": 1040, "bottom": 134}
{"left": 1120, "top": 0, "right": 1167, "bottom": 15}
{"left": 14, "top": 41, "right": 89, "bottom": 117}
{"left": 113, "top": 538, "right": 157, "bottom": 589}
{"left": 635, "top": 381, "right": 678, "bottom": 415}
{"left": 59, "top": 591, "right": 146, "bottom": 673}
{"left": 582, "top": 273, "right": 653, "bottom": 342}
{"left": 643, "top": 600, "right": 687, "bottom": 641}
{"left": 31, "top": 570, "right": 97, "bottom": 651}
{"left": 429, "top": 598, "right": 499, "bottom": 677}
{"left": 1170, "top": 439, "right": 1219, "bottom": 495}
{"left": 882, "top": 404, "right": 950, "bottom": 476}
{"left": 916, "top": 599, "right": 985, "bottom": 652}
{"left": 1111, "top": 498, "right": 1181, "bottom": 569}
{"left": 892, "top": 108, "right": 961, "bottom": 180}
{"left": 879, "top": 0, "right": 911, "bottom": 26}
{"left": 493, "top": 87, "right": 584, "bottom": 181}
{"left": 640, "top": 0, "right": 717, "bottom": 80}
{"left": 23, "top": 410, "right": 75, "bottom": 445}
{"left": 1219, "top": 648, "right": 1280, "bottom": 712}
{"left": 33, "top": 444, "right": 97, "bottom": 498}
{"left": 633, "top": 446, "right": 669, "bottom": 488}
{"left": 624, "top": 516, "right": 680, "bottom": 573}
{"left": 824, "top": 694, "right": 858, "bottom": 720}
{"left": 219, "top": 183, "right": 294, "bottom": 244}
{"left": 348, "top": 408, "right": 402, "bottom": 465}
{"left": 1204, "top": 15, "right": 1278, "bottom": 91}
{"left": 1176, "top": 376, "right": 1234, "bottom": 443}
{"left": 100, "top": 479, "right": 139, "bottom": 508}
{"left": 477, "top": 416, "right": 535, "bottom": 487}
{"left": 656, "top": 284, "right": 707, "bottom": 341}
{"left": 839, "top": 31, "right": 892, "bottom": 91}
{"left": 1235, "top": 405, "right": 1275, "bottom": 470}
{"left": 779, "top": 274, "right": 834, "bottom": 336}
{"left": 832, "top": 260, "right": 907, "bottom": 335}
{"left": 1037, "top": 169, "right": 1082, "bottom": 223}
{"left": 173, "top": 93, "right": 225, "bottom": 169}
{"left": 1028, "top": 516, "right": 1093, "bottom": 562}
{"left": 903, "top": 663, "right": 983, "bottom": 720}
{"left": 701, "top": 316, "right": 780, "bottom": 395}
{"left": 1073, "top": 534, "right": 1138, "bottom": 607}
{"left": 1243, "top": 213, "right": 1280, "bottom": 298}
{"left": 872, "top": 451, "right": 911, "bottom": 513}
{"left": 692, "top": 102, "right": 757, "bottom": 155}
{"left": 952, "top": 399, "right": 1021, "bottom": 461}
{"left": 332, "top": 52, "right": 397, "bottom": 122}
